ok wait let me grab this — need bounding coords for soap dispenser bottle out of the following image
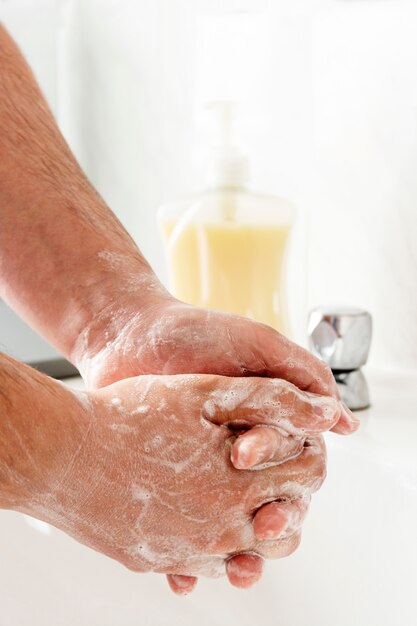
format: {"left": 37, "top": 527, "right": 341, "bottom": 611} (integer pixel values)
{"left": 158, "top": 101, "right": 296, "bottom": 335}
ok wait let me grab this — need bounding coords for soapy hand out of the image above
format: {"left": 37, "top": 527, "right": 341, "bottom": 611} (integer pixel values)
{"left": 24, "top": 374, "right": 338, "bottom": 588}
{"left": 73, "top": 295, "right": 359, "bottom": 594}
{"left": 75, "top": 296, "right": 358, "bottom": 436}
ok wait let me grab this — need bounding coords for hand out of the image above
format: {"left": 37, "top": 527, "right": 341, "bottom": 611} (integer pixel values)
{"left": 72, "top": 295, "right": 357, "bottom": 593}
{"left": 21, "top": 373, "right": 337, "bottom": 590}
{"left": 74, "top": 295, "right": 358, "bottom": 436}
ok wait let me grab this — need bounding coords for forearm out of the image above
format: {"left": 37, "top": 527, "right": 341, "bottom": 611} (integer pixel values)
{"left": 0, "top": 352, "right": 87, "bottom": 510}
{"left": 0, "top": 25, "right": 164, "bottom": 361}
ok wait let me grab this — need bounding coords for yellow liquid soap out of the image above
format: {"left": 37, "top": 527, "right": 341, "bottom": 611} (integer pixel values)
{"left": 159, "top": 191, "right": 294, "bottom": 334}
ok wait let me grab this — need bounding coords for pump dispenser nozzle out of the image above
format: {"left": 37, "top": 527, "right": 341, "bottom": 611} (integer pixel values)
{"left": 205, "top": 100, "right": 249, "bottom": 189}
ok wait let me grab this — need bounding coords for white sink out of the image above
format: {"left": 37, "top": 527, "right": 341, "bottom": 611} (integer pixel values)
{"left": 0, "top": 369, "right": 416, "bottom": 626}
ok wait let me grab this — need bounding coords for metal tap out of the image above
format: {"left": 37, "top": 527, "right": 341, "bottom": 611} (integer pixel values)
{"left": 308, "top": 306, "right": 372, "bottom": 410}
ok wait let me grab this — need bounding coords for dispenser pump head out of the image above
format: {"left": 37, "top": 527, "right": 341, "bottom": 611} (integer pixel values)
{"left": 205, "top": 100, "right": 249, "bottom": 189}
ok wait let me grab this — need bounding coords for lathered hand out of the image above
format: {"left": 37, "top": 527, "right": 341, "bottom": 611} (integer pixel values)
{"left": 11, "top": 373, "right": 337, "bottom": 590}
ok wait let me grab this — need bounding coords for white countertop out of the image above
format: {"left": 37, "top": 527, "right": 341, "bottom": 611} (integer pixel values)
{"left": 328, "top": 368, "right": 417, "bottom": 471}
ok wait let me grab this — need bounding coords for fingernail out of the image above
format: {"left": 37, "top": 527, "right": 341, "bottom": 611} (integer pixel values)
{"left": 232, "top": 429, "right": 276, "bottom": 469}
{"left": 254, "top": 502, "right": 289, "bottom": 540}
{"left": 226, "top": 554, "right": 264, "bottom": 589}
{"left": 167, "top": 574, "right": 197, "bottom": 595}
{"left": 232, "top": 438, "right": 259, "bottom": 469}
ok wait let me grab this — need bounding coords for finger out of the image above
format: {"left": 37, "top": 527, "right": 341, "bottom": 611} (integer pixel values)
{"left": 247, "top": 435, "right": 327, "bottom": 506}
{"left": 156, "top": 305, "right": 336, "bottom": 398}
{"left": 254, "top": 530, "right": 302, "bottom": 560}
{"left": 166, "top": 574, "right": 198, "bottom": 596}
{"left": 235, "top": 321, "right": 339, "bottom": 396}
{"left": 231, "top": 425, "right": 305, "bottom": 470}
{"left": 258, "top": 330, "right": 359, "bottom": 434}
{"left": 226, "top": 554, "right": 264, "bottom": 589}
{"left": 204, "top": 376, "right": 340, "bottom": 436}
{"left": 331, "top": 402, "right": 360, "bottom": 434}
{"left": 253, "top": 498, "right": 310, "bottom": 541}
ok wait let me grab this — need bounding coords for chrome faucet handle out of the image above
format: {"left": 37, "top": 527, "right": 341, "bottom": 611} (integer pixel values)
{"left": 308, "top": 306, "right": 372, "bottom": 371}
{"left": 308, "top": 306, "right": 372, "bottom": 410}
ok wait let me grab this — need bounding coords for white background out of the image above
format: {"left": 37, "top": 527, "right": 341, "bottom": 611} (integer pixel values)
{"left": 1, "top": 0, "right": 417, "bottom": 370}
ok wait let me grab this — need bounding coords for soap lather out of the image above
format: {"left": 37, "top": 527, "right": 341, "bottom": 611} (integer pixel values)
{"left": 308, "top": 306, "right": 372, "bottom": 411}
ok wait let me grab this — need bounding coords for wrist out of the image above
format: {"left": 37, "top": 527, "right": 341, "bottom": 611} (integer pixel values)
{"left": 0, "top": 355, "right": 91, "bottom": 512}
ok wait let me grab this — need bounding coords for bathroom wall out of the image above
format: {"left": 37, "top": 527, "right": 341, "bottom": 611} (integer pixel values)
{"left": 0, "top": 0, "right": 58, "bottom": 108}
{"left": 1, "top": 0, "right": 416, "bottom": 371}
{"left": 310, "top": 2, "right": 417, "bottom": 371}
